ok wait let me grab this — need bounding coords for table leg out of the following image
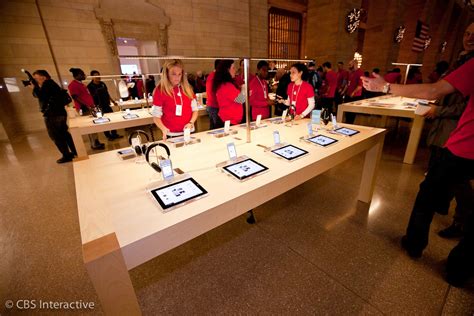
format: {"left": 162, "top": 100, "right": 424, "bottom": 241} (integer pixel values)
{"left": 70, "top": 128, "right": 88, "bottom": 159}
{"left": 378, "top": 115, "right": 388, "bottom": 128}
{"left": 336, "top": 109, "right": 344, "bottom": 123}
{"left": 83, "top": 233, "right": 141, "bottom": 315}
{"left": 403, "top": 115, "right": 424, "bottom": 164}
{"left": 358, "top": 135, "right": 384, "bottom": 203}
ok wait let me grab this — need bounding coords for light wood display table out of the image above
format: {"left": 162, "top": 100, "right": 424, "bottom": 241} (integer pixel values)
{"left": 336, "top": 96, "right": 425, "bottom": 164}
{"left": 74, "top": 120, "right": 386, "bottom": 314}
{"left": 69, "top": 108, "right": 155, "bottom": 159}
{"left": 69, "top": 107, "right": 208, "bottom": 159}
{"left": 113, "top": 99, "right": 151, "bottom": 111}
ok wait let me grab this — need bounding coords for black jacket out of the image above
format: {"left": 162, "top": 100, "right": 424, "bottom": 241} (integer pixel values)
{"left": 33, "top": 79, "right": 67, "bottom": 117}
{"left": 87, "top": 81, "right": 113, "bottom": 113}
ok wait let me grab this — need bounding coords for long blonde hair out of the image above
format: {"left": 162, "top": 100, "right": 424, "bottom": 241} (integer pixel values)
{"left": 158, "top": 59, "right": 194, "bottom": 99}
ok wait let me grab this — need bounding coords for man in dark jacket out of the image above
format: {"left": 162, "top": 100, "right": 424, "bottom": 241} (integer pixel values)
{"left": 31, "top": 70, "right": 76, "bottom": 163}
{"left": 87, "top": 70, "right": 122, "bottom": 141}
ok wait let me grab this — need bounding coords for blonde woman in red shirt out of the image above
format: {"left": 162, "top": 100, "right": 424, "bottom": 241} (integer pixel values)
{"left": 152, "top": 59, "right": 198, "bottom": 140}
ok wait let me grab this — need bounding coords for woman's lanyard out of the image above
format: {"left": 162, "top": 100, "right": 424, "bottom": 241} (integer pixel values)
{"left": 256, "top": 76, "right": 267, "bottom": 99}
{"left": 290, "top": 83, "right": 302, "bottom": 111}
{"left": 172, "top": 85, "right": 184, "bottom": 116}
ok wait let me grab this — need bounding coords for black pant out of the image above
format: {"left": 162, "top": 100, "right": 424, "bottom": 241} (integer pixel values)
{"left": 104, "top": 130, "right": 119, "bottom": 139}
{"left": 428, "top": 146, "right": 473, "bottom": 222}
{"left": 320, "top": 97, "right": 334, "bottom": 113}
{"left": 241, "top": 103, "right": 248, "bottom": 124}
{"left": 207, "top": 106, "right": 223, "bottom": 129}
{"left": 44, "top": 115, "right": 76, "bottom": 157}
{"left": 334, "top": 91, "right": 345, "bottom": 114}
{"left": 344, "top": 96, "right": 363, "bottom": 124}
{"left": 447, "top": 214, "right": 474, "bottom": 282}
{"left": 101, "top": 106, "right": 119, "bottom": 138}
{"left": 405, "top": 148, "right": 474, "bottom": 252}
{"left": 274, "top": 103, "right": 288, "bottom": 116}
{"left": 335, "top": 90, "right": 344, "bottom": 106}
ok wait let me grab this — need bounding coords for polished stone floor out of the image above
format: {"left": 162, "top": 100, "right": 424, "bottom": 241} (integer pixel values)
{"left": 0, "top": 122, "right": 473, "bottom": 315}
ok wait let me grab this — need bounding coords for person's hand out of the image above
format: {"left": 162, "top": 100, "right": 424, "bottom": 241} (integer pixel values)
{"left": 241, "top": 83, "right": 247, "bottom": 93}
{"left": 424, "top": 105, "right": 438, "bottom": 119}
{"left": 277, "top": 98, "right": 285, "bottom": 104}
{"left": 361, "top": 73, "right": 387, "bottom": 92}
{"left": 161, "top": 128, "right": 170, "bottom": 141}
{"left": 294, "top": 114, "right": 302, "bottom": 120}
{"left": 184, "top": 122, "right": 194, "bottom": 130}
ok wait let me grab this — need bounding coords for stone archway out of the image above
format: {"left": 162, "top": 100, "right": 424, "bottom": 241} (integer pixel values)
{"left": 94, "top": 0, "right": 171, "bottom": 73}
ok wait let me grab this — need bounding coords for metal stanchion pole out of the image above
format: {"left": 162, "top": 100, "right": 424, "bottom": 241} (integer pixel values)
{"left": 404, "top": 65, "right": 410, "bottom": 85}
{"left": 244, "top": 58, "right": 251, "bottom": 143}
{"left": 142, "top": 73, "right": 148, "bottom": 109}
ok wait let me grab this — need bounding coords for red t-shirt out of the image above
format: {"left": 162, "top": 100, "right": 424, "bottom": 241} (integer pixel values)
{"left": 68, "top": 80, "right": 94, "bottom": 111}
{"left": 205, "top": 71, "right": 218, "bottom": 108}
{"left": 136, "top": 79, "right": 144, "bottom": 97}
{"left": 347, "top": 68, "right": 364, "bottom": 97}
{"left": 287, "top": 81, "right": 315, "bottom": 116}
{"left": 428, "top": 72, "right": 441, "bottom": 83}
{"left": 249, "top": 76, "right": 270, "bottom": 120}
{"left": 324, "top": 70, "right": 338, "bottom": 98}
{"left": 216, "top": 82, "right": 243, "bottom": 125}
{"left": 336, "top": 69, "right": 349, "bottom": 89}
{"left": 444, "top": 58, "right": 474, "bottom": 160}
{"left": 234, "top": 73, "right": 255, "bottom": 88}
{"left": 152, "top": 85, "right": 195, "bottom": 133}
{"left": 384, "top": 72, "right": 402, "bottom": 84}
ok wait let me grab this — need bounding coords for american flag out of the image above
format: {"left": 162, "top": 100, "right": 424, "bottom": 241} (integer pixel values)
{"left": 412, "top": 20, "right": 430, "bottom": 52}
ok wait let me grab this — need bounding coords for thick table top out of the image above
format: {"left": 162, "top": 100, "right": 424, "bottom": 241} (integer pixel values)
{"left": 339, "top": 95, "right": 421, "bottom": 118}
{"left": 74, "top": 119, "right": 385, "bottom": 269}
{"left": 68, "top": 107, "right": 207, "bottom": 131}
{"left": 69, "top": 108, "right": 154, "bottom": 129}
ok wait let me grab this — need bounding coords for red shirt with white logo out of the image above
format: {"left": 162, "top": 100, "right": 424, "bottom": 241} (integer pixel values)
{"left": 286, "top": 81, "right": 315, "bottom": 116}
{"left": 152, "top": 85, "right": 195, "bottom": 133}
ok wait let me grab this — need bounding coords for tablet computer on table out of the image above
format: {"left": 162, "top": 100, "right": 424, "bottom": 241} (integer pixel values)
{"left": 222, "top": 158, "right": 268, "bottom": 181}
{"left": 334, "top": 127, "right": 360, "bottom": 136}
{"left": 149, "top": 177, "right": 207, "bottom": 211}
{"left": 307, "top": 135, "right": 338, "bottom": 147}
{"left": 271, "top": 145, "right": 308, "bottom": 161}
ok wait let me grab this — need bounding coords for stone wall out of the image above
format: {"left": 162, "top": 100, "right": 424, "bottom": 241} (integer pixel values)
{"left": 0, "top": 0, "right": 267, "bottom": 138}
{"left": 306, "top": 0, "right": 362, "bottom": 65}
{"left": 0, "top": 0, "right": 471, "bottom": 140}
{"left": 305, "top": 0, "right": 472, "bottom": 80}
